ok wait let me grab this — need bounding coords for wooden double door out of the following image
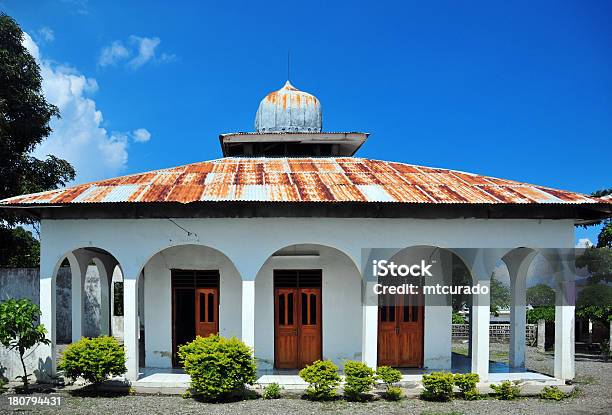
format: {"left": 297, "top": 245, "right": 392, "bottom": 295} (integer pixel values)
{"left": 378, "top": 292, "right": 424, "bottom": 367}
{"left": 274, "top": 270, "right": 322, "bottom": 369}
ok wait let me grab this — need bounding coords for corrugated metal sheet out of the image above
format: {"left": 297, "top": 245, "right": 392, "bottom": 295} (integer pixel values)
{"left": 0, "top": 157, "right": 607, "bottom": 206}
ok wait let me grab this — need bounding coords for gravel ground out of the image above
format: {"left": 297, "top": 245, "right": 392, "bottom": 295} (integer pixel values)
{"left": 1, "top": 345, "right": 610, "bottom": 415}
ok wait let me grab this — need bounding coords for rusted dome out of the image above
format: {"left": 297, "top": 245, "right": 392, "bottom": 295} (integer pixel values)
{"left": 255, "top": 80, "right": 322, "bottom": 133}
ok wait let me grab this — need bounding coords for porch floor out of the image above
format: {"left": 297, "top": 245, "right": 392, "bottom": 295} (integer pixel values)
{"left": 130, "top": 353, "right": 561, "bottom": 391}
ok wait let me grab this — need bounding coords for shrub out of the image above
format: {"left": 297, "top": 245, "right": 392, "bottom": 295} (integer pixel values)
{"left": 299, "top": 360, "right": 341, "bottom": 401}
{"left": 376, "top": 366, "right": 403, "bottom": 400}
{"left": 453, "top": 373, "right": 480, "bottom": 400}
{"left": 178, "top": 335, "right": 256, "bottom": 401}
{"left": 262, "top": 382, "right": 282, "bottom": 399}
{"left": 420, "top": 372, "right": 455, "bottom": 401}
{"left": 540, "top": 385, "right": 566, "bottom": 401}
{"left": 58, "top": 336, "right": 126, "bottom": 387}
{"left": 490, "top": 380, "right": 521, "bottom": 400}
{"left": 385, "top": 386, "right": 403, "bottom": 401}
{"left": 342, "top": 360, "right": 376, "bottom": 401}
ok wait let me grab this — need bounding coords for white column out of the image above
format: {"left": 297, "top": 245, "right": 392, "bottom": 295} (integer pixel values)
{"left": 471, "top": 279, "right": 490, "bottom": 381}
{"left": 39, "top": 273, "right": 57, "bottom": 376}
{"left": 69, "top": 254, "right": 85, "bottom": 342}
{"left": 241, "top": 280, "right": 255, "bottom": 349}
{"left": 509, "top": 277, "right": 527, "bottom": 368}
{"left": 124, "top": 278, "right": 140, "bottom": 381}
{"left": 362, "top": 301, "right": 378, "bottom": 368}
{"left": 554, "top": 279, "right": 575, "bottom": 380}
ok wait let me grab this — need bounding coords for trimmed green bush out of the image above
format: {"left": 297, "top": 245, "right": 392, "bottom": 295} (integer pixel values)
{"left": 299, "top": 360, "right": 341, "bottom": 401}
{"left": 420, "top": 372, "right": 454, "bottom": 401}
{"left": 454, "top": 373, "right": 480, "bottom": 400}
{"left": 385, "top": 386, "right": 403, "bottom": 401}
{"left": 540, "top": 385, "right": 566, "bottom": 401}
{"left": 58, "top": 336, "right": 126, "bottom": 386}
{"left": 490, "top": 380, "right": 521, "bottom": 400}
{"left": 178, "top": 335, "right": 256, "bottom": 401}
{"left": 342, "top": 360, "right": 376, "bottom": 401}
{"left": 376, "top": 366, "right": 403, "bottom": 401}
{"left": 262, "top": 382, "right": 282, "bottom": 399}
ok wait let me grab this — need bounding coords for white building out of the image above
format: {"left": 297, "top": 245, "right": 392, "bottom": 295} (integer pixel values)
{"left": 2, "top": 81, "right": 610, "bottom": 384}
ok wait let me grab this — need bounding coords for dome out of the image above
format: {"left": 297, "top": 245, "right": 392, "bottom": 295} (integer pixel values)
{"left": 255, "top": 80, "right": 322, "bottom": 133}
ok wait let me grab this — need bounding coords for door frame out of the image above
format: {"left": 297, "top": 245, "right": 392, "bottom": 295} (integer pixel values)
{"left": 171, "top": 269, "right": 220, "bottom": 367}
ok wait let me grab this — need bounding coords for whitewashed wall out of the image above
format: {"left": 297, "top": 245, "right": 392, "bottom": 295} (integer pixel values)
{"left": 37, "top": 217, "right": 575, "bottom": 376}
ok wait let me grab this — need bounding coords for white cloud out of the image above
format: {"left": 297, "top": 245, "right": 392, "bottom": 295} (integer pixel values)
{"left": 575, "top": 238, "right": 593, "bottom": 248}
{"left": 38, "top": 27, "right": 55, "bottom": 42}
{"left": 98, "top": 35, "right": 173, "bottom": 70}
{"left": 22, "top": 33, "right": 146, "bottom": 184}
{"left": 128, "top": 36, "right": 160, "bottom": 69}
{"left": 132, "top": 128, "right": 151, "bottom": 143}
{"left": 98, "top": 41, "right": 130, "bottom": 67}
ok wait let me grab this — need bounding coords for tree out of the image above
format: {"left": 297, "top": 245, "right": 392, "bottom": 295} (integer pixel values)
{"left": 0, "top": 226, "right": 40, "bottom": 267}
{"left": 576, "top": 284, "right": 612, "bottom": 324}
{"left": 490, "top": 274, "right": 510, "bottom": 315}
{"left": 0, "top": 13, "right": 75, "bottom": 265}
{"left": 0, "top": 298, "right": 50, "bottom": 392}
{"left": 590, "top": 188, "right": 612, "bottom": 249}
{"left": 526, "top": 284, "right": 555, "bottom": 307}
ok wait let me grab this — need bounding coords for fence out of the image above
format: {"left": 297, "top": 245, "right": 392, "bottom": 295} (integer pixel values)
{"left": 452, "top": 323, "right": 538, "bottom": 344}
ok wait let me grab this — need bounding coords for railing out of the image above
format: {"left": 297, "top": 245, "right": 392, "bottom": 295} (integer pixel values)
{"left": 452, "top": 323, "right": 538, "bottom": 344}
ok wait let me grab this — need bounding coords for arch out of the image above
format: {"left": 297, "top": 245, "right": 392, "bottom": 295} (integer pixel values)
{"left": 137, "top": 243, "right": 244, "bottom": 369}
{"left": 253, "top": 243, "right": 363, "bottom": 371}
{"left": 251, "top": 241, "right": 361, "bottom": 282}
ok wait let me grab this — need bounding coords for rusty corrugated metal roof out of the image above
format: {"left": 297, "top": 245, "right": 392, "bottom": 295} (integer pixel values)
{"left": 0, "top": 157, "right": 606, "bottom": 206}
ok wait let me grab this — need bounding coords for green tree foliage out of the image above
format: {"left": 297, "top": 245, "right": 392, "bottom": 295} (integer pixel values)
{"left": 526, "top": 284, "right": 555, "bottom": 307}
{"left": 0, "top": 13, "right": 75, "bottom": 265}
{"left": 527, "top": 306, "right": 555, "bottom": 323}
{"left": 576, "top": 284, "right": 612, "bottom": 323}
{"left": 0, "top": 226, "right": 39, "bottom": 267}
{"left": 490, "top": 274, "right": 510, "bottom": 315}
{"left": 58, "top": 336, "right": 126, "bottom": 387}
{"left": 0, "top": 298, "right": 50, "bottom": 391}
{"left": 178, "top": 335, "right": 256, "bottom": 401}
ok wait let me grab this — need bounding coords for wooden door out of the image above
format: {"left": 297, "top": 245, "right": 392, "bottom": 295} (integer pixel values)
{"left": 195, "top": 288, "right": 218, "bottom": 338}
{"left": 274, "top": 288, "right": 298, "bottom": 368}
{"left": 378, "top": 293, "right": 423, "bottom": 367}
{"left": 274, "top": 287, "right": 322, "bottom": 369}
{"left": 397, "top": 293, "right": 423, "bottom": 366}
{"left": 377, "top": 293, "right": 399, "bottom": 366}
{"left": 298, "top": 288, "right": 322, "bottom": 368}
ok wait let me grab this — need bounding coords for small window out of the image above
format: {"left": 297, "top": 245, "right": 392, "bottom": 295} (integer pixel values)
{"left": 113, "top": 282, "right": 123, "bottom": 316}
{"left": 302, "top": 293, "right": 308, "bottom": 324}
{"left": 287, "top": 293, "right": 294, "bottom": 325}
{"left": 199, "top": 293, "right": 206, "bottom": 322}
{"left": 279, "top": 294, "right": 286, "bottom": 325}
{"left": 310, "top": 294, "right": 316, "bottom": 324}
{"left": 207, "top": 293, "right": 215, "bottom": 322}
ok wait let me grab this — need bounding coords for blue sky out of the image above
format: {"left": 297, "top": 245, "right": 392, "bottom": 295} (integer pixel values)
{"left": 2, "top": 0, "right": 611, "bottom": 244}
